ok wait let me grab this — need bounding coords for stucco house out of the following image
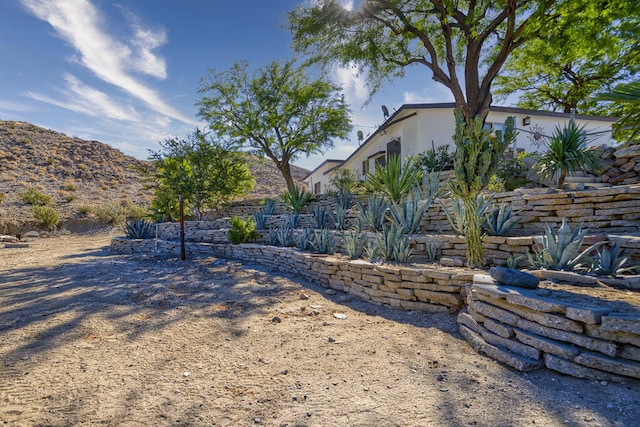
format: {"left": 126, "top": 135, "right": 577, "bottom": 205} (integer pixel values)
{"left": 304, "top": 102, "right": 617, "bottom": 195}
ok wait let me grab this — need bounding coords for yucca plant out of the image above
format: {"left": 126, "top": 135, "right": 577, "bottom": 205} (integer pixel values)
{"left": 341, "top": 230, "right": 368, "bottom": 259}
{"left": 389, "top": 190, "right": 433, "bottom": 234}
{"left": 594, "top": 244, "right": 635, "bottom": 277}
{"left": 310, "top": 228, "right": 336, "bottom": 254}
{"left": 527, "top": 218, "right": 603, "bottom": 271}
{"left": 374, "top": 224, "right": 413, "bottom": 263}
{"left": 483, "top": 201, "right": 521, "bottom": 236}
{"left": 296, "top": 227, "right": 316, "bottom": 251}
{"left": 365, "top": 154, "right": 422, "bottom": 203}
{"left": 449, "top": 108, "right": 515, "bottom": 267}
{"left": 356, "top": 193, "right": 389, "bottom": 232}
{"left": 441, "top": 195, "right": 493, "bottom": 236}
{"left": 124, "top": 218, "right": 154, "bottom": 239}
{"left": 534, "top": 121, "right": 604, "bottom": 189}
{"left": 312, "top": 206, "right": 328, "bottom": 229}
{"left": 280, "top": 186, "right": 315, "bottom": 213}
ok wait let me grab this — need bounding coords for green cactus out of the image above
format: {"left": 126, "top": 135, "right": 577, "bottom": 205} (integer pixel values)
{"left": 448, "top": 108, "right": 516, "bottom": 267}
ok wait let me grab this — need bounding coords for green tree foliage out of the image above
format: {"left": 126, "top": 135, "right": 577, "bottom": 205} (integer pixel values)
{"left": 534, "top": 121, "right": 604, "bottom": 189}
{"left": 495, "top": 0, "right": 639, "bottom": 116}
{"left": 198, "top": 59, "right": 352, "bottom": 191}
{"left": 150, "top": 130, "right": 254, "bottom": 220}
{"left": 289, "top": 0, "right": 559, "bottom": 122}
{"left": 595, "top": 81, "right": 640, "bottom": 145}
{"left": 449, "top": 109, "right": 515, "bottom": 267}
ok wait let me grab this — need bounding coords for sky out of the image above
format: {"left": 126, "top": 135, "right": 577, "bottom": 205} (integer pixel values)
{"left": 0, "top": 0, "right": 456, "bottom": 171}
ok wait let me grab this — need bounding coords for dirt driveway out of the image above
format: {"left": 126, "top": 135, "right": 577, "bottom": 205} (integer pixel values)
{"left": 1, "top": 230, "right": 639, "bottom": 426}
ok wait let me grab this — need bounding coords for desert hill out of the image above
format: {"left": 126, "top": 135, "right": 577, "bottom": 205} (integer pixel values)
{"left": 0, "top": 120, "right": 308, "bottom": 233}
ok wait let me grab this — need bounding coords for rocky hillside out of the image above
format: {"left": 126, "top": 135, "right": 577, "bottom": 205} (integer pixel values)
{"left": 0, "top": 120, "right": 308, "bottom": 233}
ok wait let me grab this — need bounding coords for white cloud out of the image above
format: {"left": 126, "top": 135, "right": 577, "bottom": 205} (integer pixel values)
{"left": 333, "top": 62, "right": 369, "bottom": 106}
{"left": 20, "top": 0, "right": 197, "bottom": 126}
{"left": 0, "top": 100, "right": 33, "bottom": 112}
{"left": 403, "top": 87, "right": 454, "bottom": 104}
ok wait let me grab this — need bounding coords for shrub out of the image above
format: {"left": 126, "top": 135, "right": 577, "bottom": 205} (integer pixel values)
{"left": 414, "top": 144, "right": 454, "bottom": 171}
{"left": 95, "top": 202, "right": 128, "bottom": 225}
{"left": 19, "top": 187, "right": 52, "bottom": 206}
{"left": 229, "top": 216, "right": 259, "bottom": 244}
{"left": 124, "top": 219, "right": 154, "bottom": 239}
{"left": 78, "top": 205, "right": 92, "bottom": 216}
{"left": 32, "top": 205, "right": 59, "bottom": 230}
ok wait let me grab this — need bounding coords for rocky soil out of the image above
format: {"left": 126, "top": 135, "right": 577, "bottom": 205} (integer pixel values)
{"left": 1, "top": 230, "right": 639, "bottom": 426}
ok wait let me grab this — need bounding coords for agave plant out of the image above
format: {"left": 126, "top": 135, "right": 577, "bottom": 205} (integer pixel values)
{"left": 594, "top": 243, "right": 635, "bottom": 277}
{"left": 424, "top": 239, "right": 443, "bottom": 262}
{"left": 261, "top": 198, "right": 276, "bottom": 216}
{"left": 374, "top": 224, "right": 413, "bottom": 263}
{"left": 330, "top": 204, "right": 347, "bottom": 230}
{"left": 506, "top": 254, "right": 523, "bottom": 269}
{"left": 483, "top": 201, "right": 521, "bottom": 236}
{"left": 312, "top": 206, "right": 328, "bottom": 229}
{"left": 356, "top": 193, "right": 389, "bottom": 232}
{"left": 274, "top": 225, "right": 296, "bottom": 247}
{"left": 253, "top": 211, "right": 268, "bottom": 230}
{"left": 527, "top": 218, "right": 603, "bottom": 271}
{"left": 310, "top": 229, "right": 336, "bottom": 254}
{"left": 389, "top": 189, "right": 433, "bottom": 234}
{"left": 341, "top": 230, "right": 368, "bottom": 259}
{"left": 441, "top": 194, "right": 493, "bottom": 236}
{"left": 124, "top": 218, "right": 154, "bottom": 239}
{"left": 267, "top": 229, "right": 280, "bottom": 246}
{"left": 534, "top": 121, "right": 604, "bottom": 189}
{"left": 296, "top": 227, "right": 316, "bottom": 251}
{"left": 286, "top": 213, "right": 300, "bottom": 229}
{"left": 365, "top": 154, "right": 422, "bottom": 203}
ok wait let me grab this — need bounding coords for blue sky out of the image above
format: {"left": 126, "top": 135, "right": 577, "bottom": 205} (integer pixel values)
{"left": 0, "top": 0, "right": 455, "bottom": 171}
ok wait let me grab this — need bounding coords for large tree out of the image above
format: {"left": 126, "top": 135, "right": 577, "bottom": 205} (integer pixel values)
{"left": 150, "top": 130, "right": 255, "bottom": 220}
{"left": 494, "top": 0, "right": 640, "bottom": 115}
{"left": 197, "top": 60, "right": 352, "bottom": 191}
{"left": 289, "top": 0, "right": 558, "bottom": 123}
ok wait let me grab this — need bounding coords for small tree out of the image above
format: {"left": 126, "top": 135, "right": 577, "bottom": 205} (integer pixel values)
{"left": 534, "top": 121, "right": 603, "bottom": 189}
{"left": 449, "top": 109, "right": 515, "bottom": 267}
{"left": 150, "top": 130, "right": 254, "bottom": 220}
{"left": 198, "top": 59, "right": 352, "bottom": 191}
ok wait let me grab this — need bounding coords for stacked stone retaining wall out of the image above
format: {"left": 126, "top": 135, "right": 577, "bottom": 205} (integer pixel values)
{"left": 459, "top": 274, "right": 640, "bottom": 382}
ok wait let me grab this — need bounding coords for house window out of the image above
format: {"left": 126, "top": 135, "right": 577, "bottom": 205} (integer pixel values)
{"left": 362, "top": 159, "right": 369, "bottom": 176}
{"left": 483, "top": 122, "right": 505, "bottom": 135}
{"left": 375, "top": 155, "right": 386, "bottom": 168}
{"left": 314, "top": 182, "right": 321, "bottom": 195}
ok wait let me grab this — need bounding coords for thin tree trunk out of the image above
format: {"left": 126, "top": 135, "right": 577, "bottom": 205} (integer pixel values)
{"left": 463, "top": 196, "right": 484, "bottom": 268}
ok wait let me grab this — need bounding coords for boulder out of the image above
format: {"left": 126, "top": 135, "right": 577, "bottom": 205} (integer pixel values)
{"left": 489, "top": 266, "right": 540, "bottom": 289}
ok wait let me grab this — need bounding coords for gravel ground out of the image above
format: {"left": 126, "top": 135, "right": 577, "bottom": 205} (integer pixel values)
{"left": 1, "top": 230, "right": 639, "bottom": 426}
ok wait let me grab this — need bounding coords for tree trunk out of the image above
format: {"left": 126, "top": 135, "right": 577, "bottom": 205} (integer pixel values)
{"left": 463, "top": 196, "right": 484, "bottom": 268}
{"left": 278, "top": 161, "right": 296, "bottom": 192}
{"left": 557, "top": 168, "right": 567, "bottom": 190}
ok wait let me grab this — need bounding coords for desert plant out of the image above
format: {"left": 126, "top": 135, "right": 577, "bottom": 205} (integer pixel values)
{"left": 95, "top": 201, "right": 128, "bottom": 225}
{"left": 229, "top": 216, "right": 259, "bottom": 244}
{"left": 287, "top": 213, "right": 300, "bottom": 229}
{"left": 125, "top": 202, "right": 150, "bottom": 220}
{"left": 267, "top": 229, "right": 280, "bottom": 246}
{"left": 312, "top": 206, "right": 329, "bottom": 229}
{"left": 261, "top": 198, "right": 276, "bottom": 216}
{"left": 341, "top": 230, "right": 368, "bottom": 259}
{"left": 365, "top": 154, "right": 422, "bottom": 203}
{"left": 594, "top": 244, "right": 635, "bottom": 277}
{"left": 124, "top": 218, "right": 154, "bottom": 239}
{"left": 78, "top": 205, "right": 92, "bottom": 216}
{"left": 280, "top": 186, "right": 315, "bottom": 213}
{"left": 275, "top": 225, "right": 296, "bottom": 247}
{"left": 414, "top": 169, "right": 444, "bottom": 201}
{"left": 253, "top": 211, "right": 268, "bottom": 230}
{"left": 364, "top": 241, "right": 380, "bottom": 263}
{"left": 442, "top": 195, "right": 493, "bottom": 236}
{"left": 424, "top": 240, "right": 444, "bottom": 262}
{"left": 389, "top": 190, "right": 433, "bottom": 234}
{"left": 310, "top": 228, "right": 336, "bottom": 254}
{"left": 449, "top": 109, "right": 515, "bottom": 267}
{"left": 32, "top": 205, "right": 59, "bottom": 230}
{"left": 526, "top": 218, "right": 604, "bottom": 271}
{"left": 296, "top": 227, "right": 316, "bottom": 251}
{"left": 374, "top": 224, "right": 413, "bottom": 263}
{"left": 19, "top": 187, "right": 52, "bottom": 206}
{"left": 483, "top": 201, "right": 521, "bottom": 236}
{"left": 534, "top": 121, "right": 604, "bottom": 189}
{"left": 506, "top": 254, "right": 523, "bottom": 269}
{"left": 414, "top": 144, "right": 454, "bottom": 171}
{"left": 330, "top": 204, "right": 347, "bottom": 230}
{"left": 356, "top": 194, "right": 389, "bottom": 232}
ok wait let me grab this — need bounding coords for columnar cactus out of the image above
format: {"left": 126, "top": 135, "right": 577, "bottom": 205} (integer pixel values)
{"left": 449, "top": 108, "right": 516, "bottom": 267}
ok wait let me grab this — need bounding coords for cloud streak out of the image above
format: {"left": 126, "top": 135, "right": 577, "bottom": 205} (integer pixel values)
{"left": 20, "top": 0, "right": 197, "bottom": 126}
